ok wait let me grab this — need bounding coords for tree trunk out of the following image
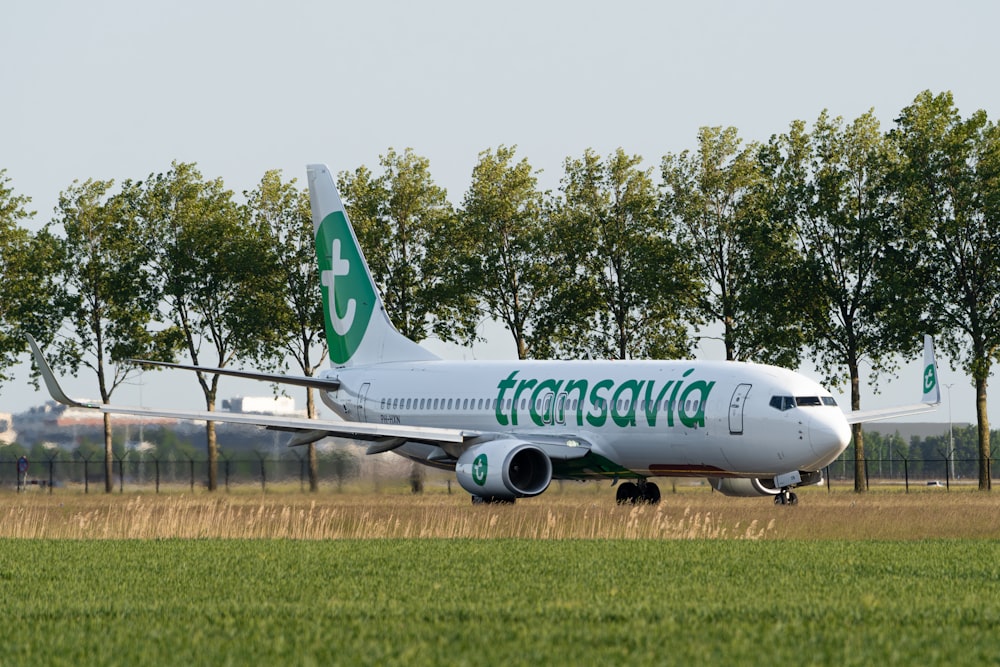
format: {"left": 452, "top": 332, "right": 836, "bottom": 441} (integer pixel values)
{"left": 851, "top": 363, "right": 866, "bottom": 492}
{"left": 103, "top": 412, "right": 114, "bottom": 493}
{"left": 206, "top": 421, "right": 217, "bottom": 491}
{"left": 976, "top": 375, "right": 991, "bottom": 490}
{"left": 308, "top": 442, "right": 319, "bottom": 492}
{"left": 306, "top": 386, "right": 319, "bottom": 492}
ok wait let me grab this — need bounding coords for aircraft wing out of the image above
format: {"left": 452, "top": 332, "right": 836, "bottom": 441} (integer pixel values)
{"left": 27, "top": 334, "right": 470, "bottom": 447}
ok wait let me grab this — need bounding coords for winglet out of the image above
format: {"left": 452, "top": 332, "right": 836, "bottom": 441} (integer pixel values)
{"left": 25, "top": 334, "right": 96, "bottom": 409}
{"left": 922, "top": 334, "right": 941, "bottom": 405}
{"left": 844, "top": 334, "right": 941, "bottom": 424}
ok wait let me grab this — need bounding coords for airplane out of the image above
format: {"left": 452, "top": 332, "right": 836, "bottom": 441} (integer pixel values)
{"left": 27, "top": 163, "right": 941, "bottom": 505}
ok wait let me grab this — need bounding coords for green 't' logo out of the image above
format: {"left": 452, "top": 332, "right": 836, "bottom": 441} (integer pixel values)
{"left": 923, "top": 364, "right": 937, "bottom": 394}
{"left": 316, "top": 211, "right": 376, "bottom": 364}
{"left": 472, "top": 454, "right": 488, "bottom": 486}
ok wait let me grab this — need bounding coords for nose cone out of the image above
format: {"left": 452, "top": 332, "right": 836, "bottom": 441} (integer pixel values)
{"left": 809, "top": 412, "right": 852, "bottom": 466}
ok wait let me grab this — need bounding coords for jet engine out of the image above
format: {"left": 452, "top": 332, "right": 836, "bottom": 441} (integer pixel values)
{"left": 456, "top": 440, "right": 553, "bottom": 501}
{"left": 708, "top": 471, "right": 823, "bottom": 497}
{"left": 708, "top": 477, "right": 780, "bottom": 497}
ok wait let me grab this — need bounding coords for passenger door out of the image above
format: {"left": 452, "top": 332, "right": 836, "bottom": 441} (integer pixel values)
{"left": 729, "top": 384, "right": 752, "bottom": 434}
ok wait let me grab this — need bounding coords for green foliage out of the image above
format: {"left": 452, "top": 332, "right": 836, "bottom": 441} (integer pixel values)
{"left": 662, "top": 127, "right": 803, "bottom": 366}
{"left": 50, "top": 178, "right": 181, "bottom": 398}
{"left": 556, "top": 148, "right": 698, "bottom": 360}
{"left": 244, "top": 170, "right": 325, "bottom": 408}
{"left": 0, "top": 170, "right": 66, "bottom": 385}
{"left": 2, "top": 539, "right": 1000, "bottom": 665}
{"left": 456, "top": 145, "right": 556, "bottom": 359}
{"left": 892, "top": 90, "right": 1000, "bottom": 487}
{"left": 141, "top": 161, "right": 278, "bottom": 489}
{"left": 338, "top": 148, "right": 475, "bottom": 345}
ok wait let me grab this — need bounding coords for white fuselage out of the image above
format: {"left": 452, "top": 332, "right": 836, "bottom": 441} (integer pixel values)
{"left": 320, "top": 359, "right": 852, "bottom": 480}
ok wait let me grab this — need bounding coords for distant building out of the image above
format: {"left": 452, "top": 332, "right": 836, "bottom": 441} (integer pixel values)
{"left": 11, "top": 396, "right": 304, "bottom": 449}
{"left": 0, "top": 412, "right": 15, "bottom": 445}
{"left": 222, "top": 396, "right": 305, "bottom": 417}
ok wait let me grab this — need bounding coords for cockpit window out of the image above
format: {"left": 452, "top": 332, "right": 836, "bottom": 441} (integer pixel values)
{"left": 770, "top": 395, "right": 837, "bottom": 410}
{"left": 769, "top": 396, "right": 796, "bottom": 411}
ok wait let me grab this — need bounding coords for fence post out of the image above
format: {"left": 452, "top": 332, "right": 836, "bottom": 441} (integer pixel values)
{"left": 938, "top": 448, "right": 950, "bottom": 491}
{"left": 76, "top": 451, "right": 94, "bottom": 494}
{"left": 115, "top": 451, "right": 127, "bottom": 493}
{"left": 189, "top": 458, "right": 195, "bottom": 492}
{"left": 47, "top": 454, "right": 56, "bottom": 494}
{"left": 256, "top": 452, "right": 267, "bottom": 492}
{"left": 154, "top": 458, "right": 160, "bottom": 494}
{"left": 825, "top": 466, "right": 831, "bottom": 493}
{"left": 297, "top": 451, "right": 306, "bottom": 492}
{"left": 896, "top": 449, "right": 909, "bottom": 494}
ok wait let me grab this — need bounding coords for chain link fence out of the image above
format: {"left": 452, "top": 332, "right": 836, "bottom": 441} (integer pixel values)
{"left": 1, "top": 452, "right": 370, "bottom": 493}
{"left": 2, "top": 454, "right": 994, "bottom": 494}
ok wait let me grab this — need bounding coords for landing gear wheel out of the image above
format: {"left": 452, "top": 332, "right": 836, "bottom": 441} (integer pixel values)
{"left": 642, "top": 482, "right": 661, "bottom": 505}
{"left": 773, "top": 488, "right": 798, "bottom": 505}
{"left": 616, "top": 482, "right": 640, "bottom": 505}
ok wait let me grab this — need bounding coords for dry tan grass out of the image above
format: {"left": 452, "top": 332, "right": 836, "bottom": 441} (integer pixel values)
{"left": 2, "top": 482, "right": 999, "bottom": 540}
{"left": 0, "top": 491, "right": 770, "bottom": 540}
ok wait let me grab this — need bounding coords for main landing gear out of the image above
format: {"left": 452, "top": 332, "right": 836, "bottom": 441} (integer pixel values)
{"left": 615, "top": 480, "right": 661, "bottom": 505}
{"left": 774, "top": 488, "right": 798, "bottom": 505}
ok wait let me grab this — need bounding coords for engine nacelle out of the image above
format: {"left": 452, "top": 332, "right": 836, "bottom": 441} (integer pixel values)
{"left": 709, "top": 471, "right": 824, "bottom": 497}
{"left": 456, "top": 440, "right": 553, "bottom": 501}
{"left": 708, "top": 477, "right": 780, "bottom": 497}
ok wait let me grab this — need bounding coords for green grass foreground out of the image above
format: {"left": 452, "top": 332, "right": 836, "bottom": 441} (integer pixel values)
{"left": 1, "top": 539, "right": 999, "bottom": 666}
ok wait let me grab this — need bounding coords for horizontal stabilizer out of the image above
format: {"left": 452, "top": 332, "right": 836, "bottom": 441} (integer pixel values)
{"left": 130, "top": 358, "right": 341, "bottom": 392}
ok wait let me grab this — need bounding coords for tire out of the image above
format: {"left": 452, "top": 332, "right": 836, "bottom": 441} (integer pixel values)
{"left": 616, "top": 482, "right": 640, "bottom": 505}
{"left": 642, "top": 482, "right": 661, "bottom": 505}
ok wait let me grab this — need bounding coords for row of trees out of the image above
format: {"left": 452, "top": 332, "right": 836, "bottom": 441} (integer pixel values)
{"left": 1, "top": 89, "right": 998, "bottom": 493}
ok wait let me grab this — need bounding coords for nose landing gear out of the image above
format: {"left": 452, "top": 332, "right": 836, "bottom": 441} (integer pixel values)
{"left": 774, "top": 488, "right": 798, "bottom": 505}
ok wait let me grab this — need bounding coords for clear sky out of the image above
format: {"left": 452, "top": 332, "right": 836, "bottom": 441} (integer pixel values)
{"left": 2, "top": 0, "right": 998, "bottom": 424}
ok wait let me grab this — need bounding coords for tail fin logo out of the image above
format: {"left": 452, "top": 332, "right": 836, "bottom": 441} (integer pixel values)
{"left": 321, "top": 238, "right": 356, "bottom": 335}
{"left": 316, "top": 211, "right": 376, "bottom": 364}
{"left": 923, "top": 364, "right": 937, "bottom": 395}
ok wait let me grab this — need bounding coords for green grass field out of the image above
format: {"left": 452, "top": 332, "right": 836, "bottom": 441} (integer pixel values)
{"left": 2, "top": 539, "right": 1000, "bottom": 666}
